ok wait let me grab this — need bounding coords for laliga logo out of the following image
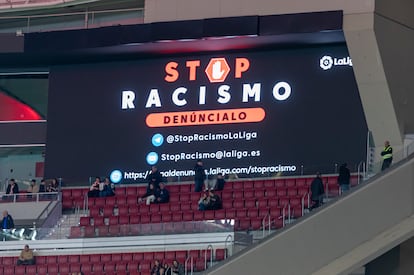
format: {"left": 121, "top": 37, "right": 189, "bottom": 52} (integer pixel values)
{"left": 320, "top": 56, "right": 334, "bottom": 70}
{"left": 320, "top": 55, "right": 352, "bottom": 70}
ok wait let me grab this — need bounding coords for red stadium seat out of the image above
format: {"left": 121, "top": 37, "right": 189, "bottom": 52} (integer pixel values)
{"left": 295, "top": 178, "right": 307, "bottom": 187}
{"left": 48, "top": 264, "right": 59, "bottom": 274}
{"left": 130, "top": 214, "right": 141, "bottom": 224}
{"left": 47, "top": 255, "right": 58, "bottom": 264}
{"left": 244, "top": 181, "right": 254, "bottom": 189}
{"left": 106, "top": 196, "right": 116, "bottom": 206}
{"left": 233, "top": 200, "right": 244, "bottom": 209}
{"left": 244, "top": 189, "right": 254, "bottom": 198}
{"left": 264, "top": 179, "right": 275, "bottom": 188}
{"left": 276, "top": 188, "right": 287, "bottom": 197}
{"left": 59, "top": 263, "right": 70, "bottom": 274}
{"left": 79, "top": 255, "right": 90, "bottom": 264}
{"left": 151, "top": 214, "right": 162, "bottom": 223}
{"left": 126, "top": 186, "right": 137, "bottom": 196}
{"left": 225, "top": 209, "right": 236, "bottom": 218}
{"left": 279, "top": 197, "right": 289, "bottom": 206}
{"left": 159, "top": 203, "right": 170, "bottom": 212}
{"left": 285, "top": 178, "right": 296, "bottom": 187}
{"left": 162, "top": 212, "right": 173, "bottom": 222}
{"left": 268, "top": 198, "right": 279, "bottom": 207}
{"left": 183, "top": 211, "right": 193, "bottom": 221}
{"left": 126, "top": 195, "right": 138, "bottom": 205}
{"left": 127, "top": 262, "right": 139, "bottom": 273}
{"left": 204, "top": 211, "right": 214, "bottom": 220}
{"left": 90, "top": 254, "right": 101, "bottom": 264}
{"left": 251, "top": 218, "right": 262, "bottom": 230}
{"left": 245, "top": 198, "right": 257, "bottom": 208}
{"left": 80, "top": 216, "right": 90, "bottom": 226}
{"left": 297, "top": 186, "right": 309, "bottom": 196}
{"left": 180, "top": 184, "right": 191, "bottom": 193}
{"left": 215, "top": 249, "right": 227, "bottom": 261}
{"left": 236, "top": 209, "right": 247, "bottom": 218}
{"left": 58, "top": 255, "right": 68, "bottom": 264}
{"left": 37, "top": 265, "right": 47, "bottom": 274}
{"left": 214, "top": 209, "right": 226, "bottom": 219}
{"left": 15, "top": 266, "right": 26, "bottom": 275}
{"left": 105, "top": 262, "right": 116, "bottom": 272}
{"left": 70, "top": 226, "right": 83, "bottom": 238}
{"left": 169, "top": 185, "right": 180, "bottom": 192}
{"left": 170, "top": 204, "right": 180, "bottom": 212}
{"left": 195, "top": 257, "right": 206, "bottom": 271}
{"left": 247, "top": 208, "right": 258, "bottom": 218}
{"left": 274, "top": 179, "right": 285, "bottom": 188}
{"left": 109, "top": 215, "right": 118, "bottom": 225}
{"left": 194, "top": 211, "right": 204, "bottom": 221}
{"left": 253, "top": 180, "right": 264, "bottom": 189}
{"left": 287, "top": 187, "right": 297, "bottom": 196}
{"left": 265, "top": 189, "right": 276, "bottom": 197}
{"left": 232, "top": 181, "right": 243, "bottom": 189}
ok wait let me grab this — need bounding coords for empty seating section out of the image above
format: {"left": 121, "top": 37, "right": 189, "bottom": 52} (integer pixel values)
{"left": 64, "top": 175, "right": 359, "bottom": 237}
{"left": 0, "top": 248, "right": 227, "bottom": 274}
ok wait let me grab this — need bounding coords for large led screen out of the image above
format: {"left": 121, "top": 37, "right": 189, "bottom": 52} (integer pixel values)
{"left": 45, "top": 44, "right": 367, "bottom": 184}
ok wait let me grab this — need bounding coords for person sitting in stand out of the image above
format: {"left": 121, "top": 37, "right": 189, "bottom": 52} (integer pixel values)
{"left": 198, "top": 192, "right": 210, "bottom": 211}
{"left": 99, "top": 177, "right": 115, "bottom": 197}
{"left": 151, "top": 259, "right": 164, "bottom": 275}
{"left": 39, "top": 179, "right": 46, "bottom": 193}
{"left": 208, "top": 189, "right": 222, "bottom": 210}
{"left": 139, "top": 183, "right": 156, "bottom": 205}
{"left": 47, "top": 178, "right": 59, "bottom": 192}
{"left": 27, "top": 179, "right": 40, "bottom": 194}
{"left": 87, "top": 177, "right": 101, "bottom": 198}
{"left": 17, "top": 244, "right": 36, "bottom": 265}
{"left": 214, "top": 173, "right": 226, "bottom": 191}
{"left": 146, "top": 166, "right": 163, "bottom": 191}
{"left": 170, "top": 259, "right": 184, "bottom": 275}
{"left": 155, "top": 182, "right": 169, "bottom": 203}
{"left": 6, "top": 179, "right": 19, "bottom": 195}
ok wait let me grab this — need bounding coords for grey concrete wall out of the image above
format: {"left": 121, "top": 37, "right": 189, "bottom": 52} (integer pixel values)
{"left": 144, "top": 0, "right": 374, "bottom": 23}
{"left": 209, "top": 157, "right": 414, "bottom": 275}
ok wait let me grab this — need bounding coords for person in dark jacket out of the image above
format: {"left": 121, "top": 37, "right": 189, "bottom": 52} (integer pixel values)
{"left": 310, "top": 172, "right": 325, "bottom": 210}
{"left": 155, "top": 182, "right": 169, "bottom": 203}
{"left": 139, "top": 183, "right": 156, "bottom": 205}
{"left": 1, "top": 210, "right": 14, "bottom": 230}
{"left": 338, "top": 163, "right": 351, "bottom": 192}
{"left": 146, "top": 166, "right": 163, "bottom": 191}
{"left": 6, "top": 179, "right": 19, "bottom": 195}
{"left": 99, "top": 177, "right": 115, "bottom": 197}
{"left": 194, "top": 159, "right": 206, "bottom": 192}
{"left": 214, "top": 173, "right": 226, "bottom": 191}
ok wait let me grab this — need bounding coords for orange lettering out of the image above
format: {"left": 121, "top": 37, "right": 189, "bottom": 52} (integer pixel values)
{"left": 186, "top": 60, "right": 200, "bottom": 81}
{"left": 165, "top": 62, "right": 179, "bottom": 82}
{"left": 235, "top": 58, "right": 250, "bottom": 78}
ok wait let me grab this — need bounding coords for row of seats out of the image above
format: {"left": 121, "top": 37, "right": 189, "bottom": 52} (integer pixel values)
{"left": 62, "top": 175, "right": 358, "bottom": 210}
{"left": 0, "top": 249, "right": 227, "bottom": 274}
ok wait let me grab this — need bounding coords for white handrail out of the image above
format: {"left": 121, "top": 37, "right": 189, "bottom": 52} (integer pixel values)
{"left": 262, "top": 213, "right": 271, "bottom": 237}
{"left": 204, "top": 244, "right": 213, "bottom": 270}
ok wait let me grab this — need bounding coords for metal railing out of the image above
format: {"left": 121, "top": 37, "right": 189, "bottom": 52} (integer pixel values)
{"left": 0, "top": 6, "right": 144, "bottom": 33}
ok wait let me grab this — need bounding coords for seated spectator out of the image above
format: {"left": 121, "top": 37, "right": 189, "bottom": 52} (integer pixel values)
{"left": 99, "top": 177, "right": 115, "bottom": 197}
{"left": 214, "top": 173, "right": 226, "bottom": 191}
{"left": 139, "top": 183, "right": 156, "bottom": 205}
{"left": 151, "top": 259, "right": 164, "bottom": 275}
{"left": 47, "top": 178, "right": 59, "bottom": 192}
{"left": 155, "top": 182, "right": 169, "bottom": 203}
{"left": 6, "top": 179, "right": 19, "bottom": 195}
{"left": 170, "top": 259, "right": 184, "bottom": 275}
{"left": 17, "top": 244, "right": 35, "bottom": 265}
{"left": 198, "top": 192, "right": 210, "bottom": 211}
{"left": 88, "top": 177, "right": 101, "bottom": 198}
{"left": 208, "top": 190, "right": 222, "bottom": 210}
{"left": 146, "top": 166, "right": 163, "bottom": 190}
{"left": 27, "top": 179, "right": 40, "bottom": 193}
{"left": 39, "top": 179, "right": 46, "bottom": 193}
